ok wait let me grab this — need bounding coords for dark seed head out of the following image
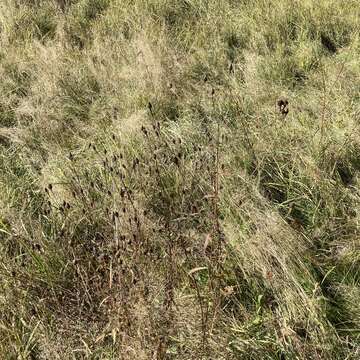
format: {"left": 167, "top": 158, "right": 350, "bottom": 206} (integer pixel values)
{"left": 33, "top": 243, "right": 41, "bottom": 252}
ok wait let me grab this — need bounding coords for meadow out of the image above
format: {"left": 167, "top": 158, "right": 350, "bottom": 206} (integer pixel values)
{"left": 0, "top": 0, "right": 359, "bottom": 358}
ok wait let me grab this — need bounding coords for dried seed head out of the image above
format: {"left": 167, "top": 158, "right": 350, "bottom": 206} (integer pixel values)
{"left": 48, "top": 183, "right": 53, "bottom": 191}
{"left": 33, "top": 243, "right": 41, "bottom": 252}
{"left": 229, "top": 62, "right": 234, "bottom": 74}
{"left": 107, "top": 190, "right": 112, "bottom": 196}
{"left": 141, "top": 126, "right": 148, "bottom": 136}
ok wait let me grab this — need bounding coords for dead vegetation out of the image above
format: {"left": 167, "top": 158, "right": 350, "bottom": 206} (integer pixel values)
{"left": 0, "top": 0, "right": 360, "bottom": 359}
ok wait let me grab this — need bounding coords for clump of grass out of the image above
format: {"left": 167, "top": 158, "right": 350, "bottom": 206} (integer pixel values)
{"left": 65, "top": 0, "right": 110, "bottom": 49}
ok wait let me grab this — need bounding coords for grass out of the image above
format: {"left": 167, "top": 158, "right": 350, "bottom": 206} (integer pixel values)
{"left": 0, "top": 0, "right": 360, "bottom": 358}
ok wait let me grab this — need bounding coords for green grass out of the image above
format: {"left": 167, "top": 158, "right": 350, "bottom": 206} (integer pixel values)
{"left": 1, "top": 0, "right": 360, "bottom": 358}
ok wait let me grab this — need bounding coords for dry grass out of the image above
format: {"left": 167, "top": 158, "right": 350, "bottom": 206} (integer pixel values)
{"left": 1, "top": 0, "right": 360, "bottom": 359}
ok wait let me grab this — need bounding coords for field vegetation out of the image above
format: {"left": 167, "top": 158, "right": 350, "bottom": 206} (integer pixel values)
{"left": 0, "top": 0, "right": 360, "bottom": 358}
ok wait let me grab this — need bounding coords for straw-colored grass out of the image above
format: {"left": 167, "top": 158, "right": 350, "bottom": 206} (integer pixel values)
{"left": 1, "top": 0, "right": 359, "bottom": 358}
